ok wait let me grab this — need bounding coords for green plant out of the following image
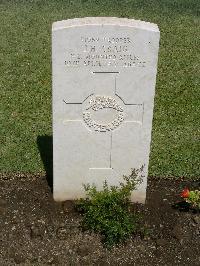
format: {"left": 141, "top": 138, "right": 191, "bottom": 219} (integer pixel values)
{"left": 180, "top": 188, "right": 200, "bottom": 210}
{"left": 76, "top": 168, "right": 143, "bottom": 247}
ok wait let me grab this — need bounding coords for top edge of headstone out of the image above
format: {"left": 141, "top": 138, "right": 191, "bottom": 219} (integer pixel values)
{"left": 52, "top": 17, "right": 159, "bottom": 32}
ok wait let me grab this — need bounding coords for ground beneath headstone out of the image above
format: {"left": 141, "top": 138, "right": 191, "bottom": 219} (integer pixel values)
{"left": 0, "top": 174, "right": 199, "bottom": 265}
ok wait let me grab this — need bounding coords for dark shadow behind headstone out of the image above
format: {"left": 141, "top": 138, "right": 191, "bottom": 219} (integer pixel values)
{"left": 37, "top": 135, "right": 53, "bottom": 191}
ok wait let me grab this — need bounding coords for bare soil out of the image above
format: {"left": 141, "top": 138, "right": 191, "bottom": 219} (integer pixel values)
{"left": 0, "top": 173, "right": 199, "bottom": 265}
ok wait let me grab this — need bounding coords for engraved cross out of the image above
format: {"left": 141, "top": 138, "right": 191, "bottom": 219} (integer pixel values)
{"left": 63, "top": 73, "right": 144, "bottom": 170}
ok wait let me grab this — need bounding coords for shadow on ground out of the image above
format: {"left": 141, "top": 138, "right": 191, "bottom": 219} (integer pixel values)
{"left": 37, "top": 135, "right": 53, "bottom": 191}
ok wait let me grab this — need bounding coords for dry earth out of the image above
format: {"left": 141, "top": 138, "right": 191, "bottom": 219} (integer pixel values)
{"left": 0, "top": 174, "right": 199, "bottom": 265}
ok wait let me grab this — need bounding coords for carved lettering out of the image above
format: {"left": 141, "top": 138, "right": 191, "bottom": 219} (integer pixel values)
{"left": 64, "top": 35, "right": 146, "bottom": 68}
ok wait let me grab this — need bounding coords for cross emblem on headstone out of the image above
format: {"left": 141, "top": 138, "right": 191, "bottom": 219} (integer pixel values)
{"left": 62, "top": 73, "right": 144, "bottom": 171}
{"left": 53, "top": 17, "right": 160, "bottom": 203}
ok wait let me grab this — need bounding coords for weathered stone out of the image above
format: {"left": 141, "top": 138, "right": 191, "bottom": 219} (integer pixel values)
{"left": 52, "top": 17, "right": 160, "bottom": 203}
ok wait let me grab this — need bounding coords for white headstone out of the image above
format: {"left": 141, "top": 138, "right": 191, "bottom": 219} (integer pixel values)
{"left": 52, "top": 17, "right": 160, "bottom": 203}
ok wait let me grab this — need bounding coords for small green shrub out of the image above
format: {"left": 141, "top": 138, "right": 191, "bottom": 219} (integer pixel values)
{"left": 76, "top": 168, "right": 144, "bottom": 247}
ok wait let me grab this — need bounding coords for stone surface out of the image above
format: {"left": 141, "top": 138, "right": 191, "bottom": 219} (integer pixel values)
{"left": 52, "top": 17, "right": 160, "bottom": 203}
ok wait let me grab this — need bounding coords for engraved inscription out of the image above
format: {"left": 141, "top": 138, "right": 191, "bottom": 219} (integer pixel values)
{"left": 65, "top": 36, "right": 146, "bottom": 68}
{"left": 83, "top": 96, "right": 124, "bottom": 132}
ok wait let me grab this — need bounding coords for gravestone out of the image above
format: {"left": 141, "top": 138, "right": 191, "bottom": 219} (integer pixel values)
{"left": 52, "top": 17, "right": 160, "bottom": 203}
